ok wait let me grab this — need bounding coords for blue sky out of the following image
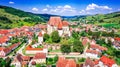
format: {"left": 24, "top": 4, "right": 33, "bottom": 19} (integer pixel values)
{"left": 0, "top": 0, "right": 120, "bottom": 16}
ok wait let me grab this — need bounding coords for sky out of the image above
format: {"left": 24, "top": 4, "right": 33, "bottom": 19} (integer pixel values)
{"left": 0, "top": 0, "right": 120, "bottom": 16}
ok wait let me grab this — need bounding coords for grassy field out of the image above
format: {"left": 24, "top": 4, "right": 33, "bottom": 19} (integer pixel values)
{"left": 50, "top": 49, "right": 61, "bottom": 52}
{"left": 95, "top": 23, "right": 120, "bottom": 29}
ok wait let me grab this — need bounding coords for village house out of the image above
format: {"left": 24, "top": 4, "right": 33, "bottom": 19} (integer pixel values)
{"left": 81, "top": 37, "right": 90, "bottom": 46}
{"left": 11, "top": 57, "right": 21, "bottom": 67}
{"left": 94, "top": 56, "right": 118, "bottom": 67}
{"left": 83, "top": 56, "right": 118, "bottom": 67}
{"left": 47, "top": 17, "right": 71, "bottom": 36}
{"left": 29, "top": 53, "right": 46, "bottom": 66}
{"left": 85, "top": 44, "right": 107, "bottom": 58}
{"left": 0, "top": 42, "right": 21, "bottom": 57}
{"left": 56, "top": 57, "right": 76, "bottom": 67}
{"left": 90, "top": 44, "right": 107, "bottom": 52}
{"left": 83, "top": 58, "right": 95, "bottom": 67}
{"left": 113, "top": 37, "right": 120, "bottom": 49}
{"left": 0, "top": 36, "right": 10, "bottom": 46}
{"left": 85, "top": 49, "right": 100, "bottom": 58}
{"left": 25, "top": 45, "right": 48, "bottom": 55}
{"left": 38, "top": 32, "right": 43, "bottom": 44}
{"left": 0, "top": 29, "right": 9, "bottom": 36}
{"left": 11, "top": 53, "right": 30, "bottom": 67}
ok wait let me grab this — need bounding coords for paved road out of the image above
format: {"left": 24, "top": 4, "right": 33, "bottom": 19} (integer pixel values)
{"left": 47, "top": 54, "right": 86, "bottom": 58}
{"left": 17, "top": 43, "right": 27, "bottom": 55}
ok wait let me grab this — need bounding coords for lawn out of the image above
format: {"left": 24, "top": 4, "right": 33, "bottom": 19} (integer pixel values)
{"left": 95, "top": 23, "right": 120, "bottom": 29}
{"left": 50, "top": 49, "right": 61, "bottom": 52}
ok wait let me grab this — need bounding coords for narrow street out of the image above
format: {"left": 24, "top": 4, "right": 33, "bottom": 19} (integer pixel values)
{"left": 17, "top": 43, "right": 27, "bottom": 55}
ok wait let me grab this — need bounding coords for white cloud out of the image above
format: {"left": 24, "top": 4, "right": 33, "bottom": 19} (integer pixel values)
{"left": 64, "top": 5, "right": 72, "bottom": 9}
{"left": 42, "top": 8, "right": 48, "bottom": 12}
{"left": 86, "top": 3, "right": 112, "bottom": 11}
{"left": 32, "top": 7, "right": 39, "bottom": 11}
{"left": 9, "top": 1, "right": 14, "bottom": 4}
{"left": 39, "top": 3, "right": 113, "bottom": 16}
{"left": 41, "top": 5, "right": 77, "bottom": 16}
{"left": 79, "top": 3, "right": 112, "bottom": 15}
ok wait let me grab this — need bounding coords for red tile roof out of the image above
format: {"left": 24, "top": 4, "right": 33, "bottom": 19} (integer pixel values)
{"left": 48, "top": 17, "right": 69, "bottom": 29}
{"left": 21, "top": 61, "right": 28, "bottom": 65}
{"left": 114, "top": 37, "right": 120, "bottom": 41}
{"left": 0, "top": 36, "right": 9, "bottom": 43}
{"left": 9, "top": 42, "right": 21, "bottom": 50}
{"left": 57, "top": 57, "right": 76, "bottom": 67}
{"left": 86, "top": 49, "right": 100, "bottom": 55}
{"left": 26, "top": 45, "right": 43, "bottom": 50}
{"left": 37, "top": 24, "right": 47, "bottom": 29}
{"left": 85, "top": 58, "right": 95, "bottom": 67}
{"left": 21, "top": 56, "right": 30, "bottom": 61}
{"left": 1, "top": 42, "right": 21, "bottom": 56}
{"left": 48, "top": 17, "right": 62, "bottom": 26}
{"left": 62, "top": 21, "right": 69, "bottom": 26}
{"left": 100, "top": 56, "right": 116, "bottom": 67}
{"left": 82, "top": 38, "right": 89, "bottom": 46}
{"left": 66, "top": 59, "right": 76, "bottom": 67}
{"left": 90, "top": 44, "right": 107, "bottom": 51}
{"left": 94, "top": 60, "right": 99, "bottom": 65}
{"left": 0, "top": 30, "right": 9, "bottom": 34}
{"left": 58, "top": 21, "right": 63, "bottom": 30}
{"left": 38, "top": 32, "right": 42, "bottom": 37}
{"left": 33, "top": 53, "right": 46, "bottom": 59}
{"left": 3, "top": 48, "right": 11, "bottom": 54}
{"left": 0, "top": 47, "right": 5, "bottom": 50}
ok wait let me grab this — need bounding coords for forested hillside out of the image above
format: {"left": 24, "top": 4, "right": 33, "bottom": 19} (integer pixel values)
{"left": 0, "top": 5, "right": 46, "bottom": 29}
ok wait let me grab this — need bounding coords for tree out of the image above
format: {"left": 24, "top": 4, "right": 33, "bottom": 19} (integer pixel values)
{"left": 54, "top": 55, "right": 58, "bottom": 63}
{"left": 73, "top": 40, "right": 84, "bottom": 54}
{"left": 43, "top": 33, "right": 49, "bottom": 41}
{"left": 51, "top": 31, "right": 60, "bottom": 43}
{"left": 72, "top": 31, "right": 79, "bottom": 39}
{"left": 36, "top": 64, "right": 41, "bottom": 67}
{"left": 60, "top": 45, "right": 71, "bottom": 54}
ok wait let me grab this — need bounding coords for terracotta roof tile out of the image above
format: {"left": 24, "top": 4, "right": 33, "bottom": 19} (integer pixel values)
{"left": 85, "top": 58, "right": 95, "bottom": 67}
{"left": 62, "top": 21, "right": 69, "bottom": 26}
{"left": 48, "top": 17, "right": 62, "bottom": 26}
{"left": 21, "top": 56, "right": 30, "bottom": 61}
{"left": 90, "top": 44, "right": 107, "bottom": 51}
{"left": 115, "top": 37, "right": 120, "bottom": 41}
{"left": 38, "top": 32, "right": 42, "bottom": 37}
{"left": 33, "top": 53, "right": 46, "bottom": 59}
{"left": 57, "top": 57, "right": 76, "bottom": 67}
{"left": 100, "top": 56, "right": 116, "bottom": 67}
{"left": 58, "top": 21, "right": 63, "bottom": 30}
{"left": 86, "top": 49, "right": 100, "bottom": 55}
{"left": 26, "top": 45, "right": 43, "bottom": 50}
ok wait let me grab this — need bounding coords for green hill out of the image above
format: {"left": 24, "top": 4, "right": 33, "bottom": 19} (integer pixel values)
{"left": 0, "top": 5, "right": 46, "bottom": 29}
{"left": 73, "top": 11, "right": 120, "bottom": 29}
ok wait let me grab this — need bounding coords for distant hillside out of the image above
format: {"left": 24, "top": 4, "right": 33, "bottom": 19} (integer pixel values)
{"left": 37, "top": 14, "right": 59, "bottom": 21}
{"left": 78, "top": 11, "right": 120, "bottom": 23}
{"left": 71, "top": 11, "right": 120, "bottom": 29}
{"left": 0, "top": 5, "right": 46, "bottom": 29}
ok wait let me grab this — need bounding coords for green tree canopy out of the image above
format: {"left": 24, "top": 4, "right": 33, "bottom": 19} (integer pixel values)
{"left": 60, "top": 44, "right": 71, "bottom": 54}
{"left": 43, "top": 33, "right": 50, "bottom": 42}
{"left": 51, "top": 31, "right": 60, "bottom": 43}
{"left": 73, "top": 40, "right": 84, "bottom": 54}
